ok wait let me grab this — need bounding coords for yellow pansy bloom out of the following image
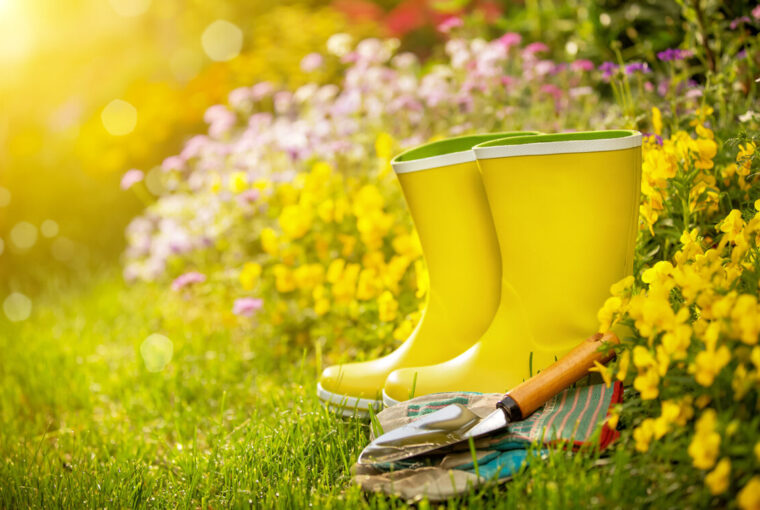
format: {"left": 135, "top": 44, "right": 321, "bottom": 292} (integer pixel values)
{"left": 692, "top": 345, "right": 731, "bottom": 386}
{"left": 229, "top": 171, "right": 249, "bottom": 193}
{"left": 272, "top": 264, "right": 296, "bottom": 293}
{"left": 261, "top": 227, "right": 279, "bottom": 256}
{"left": 633, "top": 418, "right": 656, "bottom": 452}
{"left": 738, "top": 476, "right": 760, "bottom": 510}
{"left": 377, "top": 290, "right": 398, "bottom": 322}
{"left": 652, "top": 107, "right": 663, "bottom": 135}
{"left": 239, "top": 262, "right": 262, "bottom": 290}
{"left": 705, "top": 458, "right": 731, "bottom": 495}
{"left": 279, "top": 204, "right": 313, "bottom": 239}
{"left": 688, "top": 409, "right": 720, "bottom": 470}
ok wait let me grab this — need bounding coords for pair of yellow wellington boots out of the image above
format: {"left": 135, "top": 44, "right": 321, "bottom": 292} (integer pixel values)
{"left": 317, "top": 130, "right": 642, "bottom": 415}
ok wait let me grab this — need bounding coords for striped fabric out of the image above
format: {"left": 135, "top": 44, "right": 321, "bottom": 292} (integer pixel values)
{"left": 403, "top": 382, "right": 622, "bottom": 448}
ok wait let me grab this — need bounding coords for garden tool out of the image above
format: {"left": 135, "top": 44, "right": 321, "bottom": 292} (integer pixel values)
{"left": 318, "top": 131, "right": 540, "bottom": 416}
{"left": 383, "top": 130, "right": 642, "bottom": 405}
{"left": 360, "top": 332, "right": 619, "bottom": 465}
{"left": 354, "top": 379, "right": 623, "bottom": 501}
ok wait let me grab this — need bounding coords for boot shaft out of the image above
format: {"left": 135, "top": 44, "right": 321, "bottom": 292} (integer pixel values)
{"left": 474, "top": 131, "right": 642, "bottom": 357}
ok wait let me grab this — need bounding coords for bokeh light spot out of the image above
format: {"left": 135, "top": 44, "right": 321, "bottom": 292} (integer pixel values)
{"left": 101, "top": 99, "right": 138, "bottom": 136}
{"left": 0, "top": 187, "right": 10, "bottom": 207}
{"left": 51, "top": 237, "right": 76, "bottom": 262}
{"left": 4, "top": 292, "right": 32, "bottom": 322}
{"left": 41, "top": 219, "right": 59, "bottom": 238}
{"left": 109, "top": 0, "right": 152, "bottom": 17}
{"left": 140, "top": 334, "right": 174, "bottom": 372}
{"left": 201, "top": 20, "right": 243, "bottom": 62}
{"left": 10, "top": 221, "right": 37, "bottom": 250}
{"left": 169, "top": 48, "right": 202, "bottom": 81}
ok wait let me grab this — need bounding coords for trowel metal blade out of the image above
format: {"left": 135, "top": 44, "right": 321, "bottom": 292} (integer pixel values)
{"left": 357, "top": 403, "right": 509, "bottom": 465}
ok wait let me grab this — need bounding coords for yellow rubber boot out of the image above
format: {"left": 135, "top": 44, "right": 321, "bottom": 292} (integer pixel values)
{"left": 318, "top": 132, "right": 539, "bottom": 415}
{"left": 383, "top": 130, "right": 642, "bottom": 405}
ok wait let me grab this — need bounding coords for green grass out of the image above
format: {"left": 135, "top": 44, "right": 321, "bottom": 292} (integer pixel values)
{"left": 0, "top": 273, "right": 703, "bottom": 508}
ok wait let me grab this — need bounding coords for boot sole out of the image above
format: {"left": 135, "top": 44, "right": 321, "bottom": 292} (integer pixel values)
{"left": 316, "top": 382, "right": 383, "bottom": 417}
{"left": 382, "top": 389, "right": 401, "bottom": 408}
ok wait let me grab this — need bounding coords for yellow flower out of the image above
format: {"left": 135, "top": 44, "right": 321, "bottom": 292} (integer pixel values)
{"left": 326, "top": 259, "right": 345, "bottom": 284}
{"left": 693, "top": 345, "right": 731, "bottom": 386}
{"left": 688, "top": 409, "right": 720, "bottom": 470}
{"left": 332, "top": 263, "right": 360, "bottom": 304}
{"left": 610, "top": 275, "right": 635, "bottom": 297}
{"left": 229, "top": 171, "right": 249, "bottom": 193}
{"left": 210, "top": 173, "right": 222, "bottom": 193}
{"left": 694, "top": 138, "right": 717, "bottom": 169}
{"left": 314, "top": 298, "right": 330, "bottom": 316}
{"left": 294, "top": 264, "right": 325, "bottom": 291}
{"left": 607, "top": 405, "right": 620, "bottom": 429}
{"left": 375, "top": 132, "right": 394, "bottom": 160}
{"left": 652, "top": 106, "right": 663, "bottom": 135}
{"left": 705, "top": 458, "right": 731, "bottom": 495}
{"left": 392, "top": 233, "right": 422, "bottom": 259}
{"left": 261, "top": 227, "right": 279, "bottom": 256}
{"left": 317, "top": 199, "right": 335, "bottom": 222}
{"left": 731, "top": 295, "right": 760, "bottom": 345}
{"left": 239, "top": 262, "right": 262, "bottom": 290}
{"left": 633, "top": 366, "right": 660, "bottom": 400}
{"left": 597, "top": 296, "right": 622, "bottom": 333}
{"left": 633, "top": 418, "right": 655, "bottom": 452}
{"left": 393, "top": 319, "right": 415, "bottom": 342}
{"left": 754, "top": 441, "right": 760, "bottom": 462}
{"left": 588, "top": 360, "right": 612, "bottom": 387}
{"left": 415, "top": 260, "right": 429, "bottom": 299}
{"left": 738, "top": 141, "right": 756, "bottom": 161}
{"left": 377, "top": 290, "right": 398, "bottom": 322}
{"left": 312, "top": 285, "right": 330, "bottom": 316}
{"left": 738, "top": 476, "right": 760, "bottom": 510}
{"left": 661, "top": 324, "right": 691, "bottom": 359}
{"left": 356, "top": 268, "right": 383, "bottom": 301}
{"left": 719, "top": 210, "right": 745, "bottom": 244}
{"left": 272, "top": 264, "right": 296, "bottom": 293}
{"left": 616, "top": 350, "right": 630, "bottom": 381}
{"left": 279, "top": 204, "right": 313, "bottom": 239}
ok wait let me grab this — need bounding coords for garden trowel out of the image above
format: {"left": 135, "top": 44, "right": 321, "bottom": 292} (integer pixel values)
{"left": 358, "top": 332, "right": 620, "bottom": 465}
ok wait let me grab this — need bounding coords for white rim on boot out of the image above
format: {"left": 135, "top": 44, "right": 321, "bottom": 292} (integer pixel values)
{"left": 316, "top": 382, "right": 382, "bottom": 416}
{"left": 382, "top": 389, "right": 401, "bottom": 408}
{"left": 391, "top": 132, "right": 540, "bottom": 173}
{"left": 473, "top": 130, "right": 642, "bottom": 159}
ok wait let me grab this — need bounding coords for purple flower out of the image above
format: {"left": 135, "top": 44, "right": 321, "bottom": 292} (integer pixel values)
{"left": 171, "top": 271, "right": 206, "bottom": 292}
{"left": 233, "top": 297, "right": 263, "bottom": 317}
{"left": 643, "top": 133, "right": 663, "bottom": 146}
{"left": 598, "top": 61, "right": 619, "bottom": 80}
{"left": 624, "top": 62, "right": 651, "bottom": 75}
{"left": 120, "top": 169, "right": 144, "bottom": 190}
{"left": 497, "top": 32, "right": 522, "bottom": 49}
{"left": 300, "top": 52, "right": 324, "bottom": 72}
{"left": 730, "top": 16, "right": 751, "bottom": 30}
{"left": 657, "top": 48, "right": 693, "bottom": 62}
{"left": 570, "top": 59, "right": 594, "bottom": 72}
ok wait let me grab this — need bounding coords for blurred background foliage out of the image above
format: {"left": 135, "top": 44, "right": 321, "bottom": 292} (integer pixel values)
{"left": 0, "top": 0, "right": 753, "bottom": 293}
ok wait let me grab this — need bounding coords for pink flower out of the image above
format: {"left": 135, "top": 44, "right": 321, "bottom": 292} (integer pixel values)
{"left": 120, "top": 169, "right": 144, "bottom": 190}
{"left": 437, "top": 16, "right": 463, "bottom": 34}
{"left": 498, "top": 32, "right": 522, "bottom": 49}
{"left": 171, "top": 271, "right": 206, "bottom": 291}
{"left": 752, "top": 5, "right": 760, "bottom": 19}
{"left": 233, "top": 297, "right": 263, "bottom": 317}
{"left": 238, "top": 189, "right": 260, "bottom": 204}
{"left": 570, "top": 59, "right": 594, "bottom": 72}
{"left": 162, "top": 155, "right": 186, "bottom": 172}
{"left": 300, "top": 52, "right": 324, "bottom": 72}
{"left": 522, "top": 42, "right": 549, "bottom": 56}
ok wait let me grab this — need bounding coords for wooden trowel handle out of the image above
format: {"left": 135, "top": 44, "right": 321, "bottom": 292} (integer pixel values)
{"left": 496, "top": 332, "right": 620, "bottom": 422}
